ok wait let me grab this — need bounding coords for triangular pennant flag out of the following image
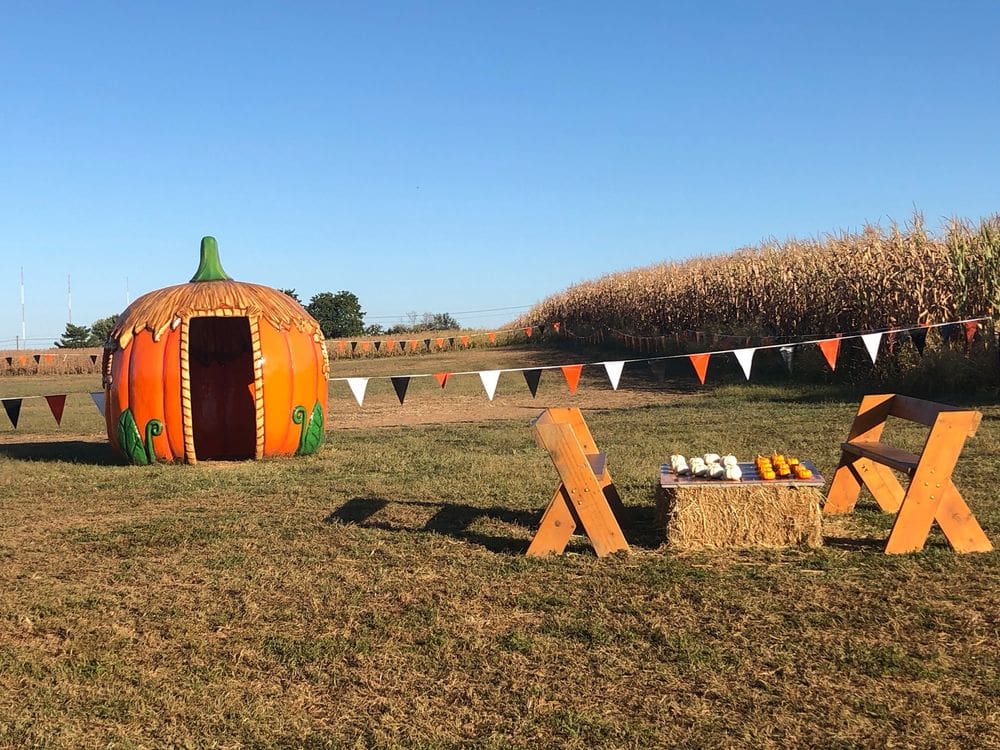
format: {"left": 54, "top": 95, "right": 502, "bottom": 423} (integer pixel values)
{"left": 337, "top": 341, "right": 347, "bottom": 354}
{"left": 479, "top": 370, "right": 501, "bottom": 401}
{"left": 538, "top": 325, "right": 546, "bottom": 336}
{"left": 561, "top": 364, "right": 583, "bottom": 394}
{"left": 2, "top": 398, "right": 23, "bottom": 428}
{"left": 44, "top": 354, "right": 53, "bottom": 364}
{"left": 433, "top": 337, "right": 443, "bottom": 349}
{"left": 90, "top": 391, "right": 106, "bottom": 414}
{"left": 18, "top": 356, "right": 27, "bottom": 366}
{"left": 360, "top": 341, "right": 371, "bottom": 353}
{"left": 688, "top": 353, "right": 710, "bottom": 385}
{"left": 385, "top": 339, "right": 396, "bottom": 353}
{"left": 346, "top": 377, "right": 369, "bottom": 406}
{"left": 524, "top": 326, "right": 533, "bottom": 338}
{"left": 553, "top": 322, "right": 561, "bottom": 333}
{"left": 818, "top": 338, "right": 841, "bottom": 370}
{"left": 779, "top": 346, "right": 794, "bottom": 373}
{"left": 4, "top": 357, "right": 11, "bottom": 366}
{"left": 939, "top": 323, "right": 958, "bottom": 344}
{"left": 373, "top": 341, "right": 381, "bottom": 352}
{"left": 90, "top": 354, "right": 98, "bottom": 364}
{"left": 648, "top": 359, "right": 667, "bottom": 383}
{"left": 488, "top": 332, "right": 496, "bottom": 344}
{"left": 602, "top": 361, "right": 625, "bottom": 390}
{"left": 733, "top": 348, "right": 756, "bottom": 380}
{"left": 433, "top": 372, "right": 451, "bottom": 388}
{"left": 424, "top": 338, "right": 432, "bottom": 350}
{"left": 408, "top": 340, "right": 419, "bottom": 352}
{"left": 887, "top": 332, "right": 897, "bottom": 354}
{"left": 390, "top": 376, "right": 410, "bottom": 405}
{"left": 522, "top": 369, "right": 542, "bottom": 397}
{"left": 861, "top": 332, "right": 883, "bottom": 364}
{"left": 45, "top": 395, "right": 67, "bottom": 426}
{"left": 33, "top": 355, "right": 41, "bottom": 364}
{"left": 460, "top": 335, "right": 469, "bottom": 347}
{"left": 910, "top": 327, "right": 927, "bottom": 355}
{"left": 447, "top": 337, "right": 455, "bottom": 348}
{"left": 965, "top": 321, "right": 979, "bottom": 344}
{"left": 350, "top": 341, "right": 358, "bottom": 353}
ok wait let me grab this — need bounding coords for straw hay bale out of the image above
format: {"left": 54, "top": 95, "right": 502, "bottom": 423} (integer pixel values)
{"left": 656, "top": 484, "right": 822, "bottom": 550}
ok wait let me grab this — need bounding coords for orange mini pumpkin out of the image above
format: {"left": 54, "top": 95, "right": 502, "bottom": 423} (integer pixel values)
{"left": 103, "top": 237, "right": 328, "bottom": 464}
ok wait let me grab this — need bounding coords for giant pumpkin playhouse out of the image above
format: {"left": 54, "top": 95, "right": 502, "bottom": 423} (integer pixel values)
{"left": 102, "top": 237, "right": 329, "bottom": 464}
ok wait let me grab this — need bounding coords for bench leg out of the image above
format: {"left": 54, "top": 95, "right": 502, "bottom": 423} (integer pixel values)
{"left": 858, "top": 459, "right": 906, "bottom": 513}
{"left": 885, "top": 484, "right": 943, "bottom": 554}
{"left": 935, "top": 481, "right": 994, "bottom": 553}
{"left": 526, "top": 485, "right": 578, "bottom": 557}
{"left": 824, "top": 454, "right": 863, "bottom": 514}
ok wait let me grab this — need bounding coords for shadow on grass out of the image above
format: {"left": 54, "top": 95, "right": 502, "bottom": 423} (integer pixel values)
{"left": 325, "top": 496, "right": 664, "bottom": 555}
{"left": 0, "top": 439, "right": 125, "bottom": 465}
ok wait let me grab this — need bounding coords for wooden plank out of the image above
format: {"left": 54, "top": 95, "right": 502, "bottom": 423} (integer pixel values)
{"left": 842, "top": 441, "right": 920, "bottom": 473}
{"left": 934, "top": 480, "right": 994, "bottom": 553}
{"left": 846, "top": 394, "right": 895, "bottom": 442}
{"left": 824, "top": 457, "right": 864, "bottom": 514}
{"left": 526, "top": 485, "right": 578, "bottom": 557}
{"left": 535, "top": 422, "right": 628, "bottom": 557}
{"left": 661, "top": 461, "right": 825, "bottom": 487}
{"left": 889, "top": 394, "right": 981, "bottom": 435}
{"left": 855, "top": 458, "right": 906, "bottom": 513}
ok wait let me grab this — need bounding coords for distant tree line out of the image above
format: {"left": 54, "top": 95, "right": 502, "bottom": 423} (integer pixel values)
{"left": 55, "top": 315, "right": 119, "bottom": 348}
{"left": 53, "top": 292, "right": 460, "bottom": 348}
{"left": 281, "top": 289, "right": 459, "bottom": 338}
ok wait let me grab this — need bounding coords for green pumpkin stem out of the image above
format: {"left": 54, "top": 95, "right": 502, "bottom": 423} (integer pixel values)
{"left": 190, "top": 236, "right": 232, "bottom": 282}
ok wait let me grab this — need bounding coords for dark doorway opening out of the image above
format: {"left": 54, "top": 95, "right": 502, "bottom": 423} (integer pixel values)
{"left": 189, "top": 317, "right": 256, "bottom": 460}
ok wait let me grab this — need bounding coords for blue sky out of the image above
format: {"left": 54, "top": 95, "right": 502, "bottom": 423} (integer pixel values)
{"left": 3, "top": 1, "right": 998, "bottom": 345}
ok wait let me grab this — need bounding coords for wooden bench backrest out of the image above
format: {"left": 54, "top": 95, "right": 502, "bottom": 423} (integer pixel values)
{"left": 849, "top": 394, "right": 981, "bottom": 443}
{"left": 531, "top": 407, "right": 600, "bottom": 454}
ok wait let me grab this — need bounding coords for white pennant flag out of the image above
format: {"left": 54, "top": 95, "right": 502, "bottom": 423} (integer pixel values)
{"left": 861, "top": 332, "right": 883, "bottom": 364}
{"left": 479, "top": 370, "right": 501, "bottom": 401}
{"left": 90, "top": 391, "right": 106, "bottom": 414}
{"left": 733, "top": 348, "right": 756, "bottom": 380}
{"left": 346, "top": 377, "right": 369, "bottom": 406}
{"left": 602, "top": 361, "right": 625, "bottom": 390}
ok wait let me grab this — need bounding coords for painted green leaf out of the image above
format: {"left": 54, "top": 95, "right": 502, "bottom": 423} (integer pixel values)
{"left": 117, "top": 408, "right": 149, "bottom": 465}
{"left": 295, "top": 401, "right": 325, "bottom": 456}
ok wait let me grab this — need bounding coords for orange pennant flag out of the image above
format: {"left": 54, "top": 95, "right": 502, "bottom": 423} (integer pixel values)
{"left": 361, "top": 341, "right": 371, "bottom": 353}
{"left": 433, "top": 372, "right": 450, "bottom": 388}
{"left": 561, "top": 364, "right": 583, "bottom": 394}
{"left": 408, "top": 340, "right": 419, "bottom": 352}
{"left": 689, "top": 353, "right": 710, "bottom": 384}
{"left": 965, "top": 321, "right": 979, "bottom": 344}
{"left": 818, "top": 338, "right": 841, "bottom": 370}
{"left": 488, "top": 332, "right": 496, "bottom": 344}
{"left": 45, "top": 394, "right": 67, "bottom": 426}
{"left": 524, "top": 326, "right": 533, "bottom": 338}
{"left": 460, "top": 335, "right": 469, "bottom": 348}
{"left": 337, "top": 340, "right": 346, "bottom": 354}
{"left": 434, "top": 337, "right": 445, "bottom": 349}
{"left": 385, "top": 339, "right": 396, "bottom": 353}
{"left": 553, "top": 322, "right": 561, "bottom": 333}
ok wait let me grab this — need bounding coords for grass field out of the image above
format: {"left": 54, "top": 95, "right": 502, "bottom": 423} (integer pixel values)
{"left": 1, "top": 348, "right": 998, "bottom": 748}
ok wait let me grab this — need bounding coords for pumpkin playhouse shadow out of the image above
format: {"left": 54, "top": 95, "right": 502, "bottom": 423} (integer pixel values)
{"left": 0, "top": 439, "right": 126, "bottom": 465}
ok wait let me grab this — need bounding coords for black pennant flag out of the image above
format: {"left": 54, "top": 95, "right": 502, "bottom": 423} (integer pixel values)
{"left": 648, "top": 360, "right": 667, "bottom": 383}
{"left": 90, "top": 354, "right": 98, "bottom": 364}
{"left": 2, "top": 398, "right": 22, "bottom": 428}
{"left": 522, "top": 369, "right": 542, "bottom": 397}
{"left": 448, "top": 337, "right": 455, "bottom": 348}
{"left": 350, "top": 341, "right": 358, "bottom": 353}
{"left": 33, "top": 355, "right": 41, "bottom": 364}
{"left": 910, "top": 328, "right": 927, "bottom": 355}
{"left": 373, "top": 341, "right": 381, "bottom": 352}
{"left": 4, "top": 357, "right": 11, "bottom": 367}
{"left": 423, "top": 338, "right": 432, "bottom": 350}
{"left": 779, "top": 346, "right": 794, "bottom": 374}
{"left": 390, "top": 376, "right": 410, "bottom": 404}
{"left": 939, "top": 323, "right": 958, "bottom": 344}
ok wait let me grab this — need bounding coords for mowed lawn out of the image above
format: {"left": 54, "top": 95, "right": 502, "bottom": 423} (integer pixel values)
{"left": 1, "top": 355, "right": 998, "bottom": 749}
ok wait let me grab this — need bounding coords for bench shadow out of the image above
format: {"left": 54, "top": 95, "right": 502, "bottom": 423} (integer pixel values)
{"left": 0, "top": 440, "right": 126, "bottom": 466}
{"left": 325, "top": 496, "right": 664, "bottom": 555}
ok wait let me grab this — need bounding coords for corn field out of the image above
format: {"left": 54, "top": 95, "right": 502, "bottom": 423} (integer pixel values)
{"left": 521, "top": 213, "right": 1000, "bottom": 337}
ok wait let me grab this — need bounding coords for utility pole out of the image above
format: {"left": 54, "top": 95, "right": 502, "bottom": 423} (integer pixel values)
{"left": 20, "top": 267, "right": 26, "bottom": 349}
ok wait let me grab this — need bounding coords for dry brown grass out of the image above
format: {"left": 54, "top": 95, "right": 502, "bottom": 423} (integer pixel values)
{"left": 520, "top": 213, "right": 1000, "bottom": 337}
{"left": 1, "top": 361, "right": 999, "bottom": 748}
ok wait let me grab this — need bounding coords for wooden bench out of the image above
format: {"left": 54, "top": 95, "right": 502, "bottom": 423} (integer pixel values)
{"left": 527, "top": 408, "right": 629, "bottom": 557}
{"left": 824, "top": 394, "right": 992, "bottom": 554}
